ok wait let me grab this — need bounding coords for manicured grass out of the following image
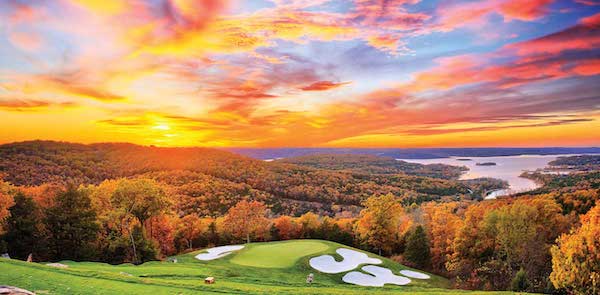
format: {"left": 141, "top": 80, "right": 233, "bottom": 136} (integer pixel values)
{"left": 0, "top": 239, "right": 521, "bottom": 295}
{"left": 230, "top": 240, "right": 329, "bottom": 268}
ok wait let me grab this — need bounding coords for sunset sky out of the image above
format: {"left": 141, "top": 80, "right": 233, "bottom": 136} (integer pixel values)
{"left": 1, "top": 0, "right": 599, "bottom": 147}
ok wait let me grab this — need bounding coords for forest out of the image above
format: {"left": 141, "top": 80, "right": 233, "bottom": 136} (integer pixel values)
{"left": 0, "top": 141, "right": 598, "bottom": 294}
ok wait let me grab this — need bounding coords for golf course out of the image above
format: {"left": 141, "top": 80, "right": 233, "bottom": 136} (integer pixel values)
{"left": 0, "top": 240, "right": 518, "bottom": 294}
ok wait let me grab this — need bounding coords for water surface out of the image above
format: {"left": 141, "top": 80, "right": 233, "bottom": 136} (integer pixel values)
{"left": 398, "top": 155, "right": 575, "bottom": 199}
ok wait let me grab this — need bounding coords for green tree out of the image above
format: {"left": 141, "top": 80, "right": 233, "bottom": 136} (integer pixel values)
{"left": 511, "top": 268, "right": 529, "bottom": 291}
{"left": 45, "top": 187, "right": 100, "bottom": 260}
{"left": 111, "top": 178, "right": 169, "bottom": 263}
{"left": 4, "top": 192, "right": 42, "bottom": 260}
{"left": 404, "top": 225, "right": 431, "bottom": 269}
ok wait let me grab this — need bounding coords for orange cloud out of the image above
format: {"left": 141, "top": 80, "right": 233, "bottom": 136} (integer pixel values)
{"left": 300, "top": 81, "right": 351, "bottom": 91}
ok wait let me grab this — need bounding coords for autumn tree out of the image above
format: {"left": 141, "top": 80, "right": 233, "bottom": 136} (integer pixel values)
{"left": 0, "top": 192, "right": 13, "bottom": 235}
{"left": 404, "top": 225, "right": 431, "bottom": 269}
{"left": 223, "top": 200, "right": 269, "bottom": 243}
{"left": 176, "top": 214, "right": 208, "bottom": 250}
{"left": 273, "top": 215, "right": 299, "bottom": 240}
{"left": 298, "top": 212, "right": 320, "bottom": 238}
{"left": 355, "top": 194, "right": 403, "bottom": 255}
{"left": 111, "top": 178, "right": 170, "bottom": 263}
{"left": 551, "top": 203, "right": 600, "bottom": 294}
{"left": 45, "top": 187, "right": 99, "bottom": 260}
{"left": 422, "top": 202, "right": 462, "bottom": 273}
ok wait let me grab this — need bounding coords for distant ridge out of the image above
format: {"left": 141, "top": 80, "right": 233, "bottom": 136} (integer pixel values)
{"left": 227, "top": 147, "right": 600, "bottom": 160}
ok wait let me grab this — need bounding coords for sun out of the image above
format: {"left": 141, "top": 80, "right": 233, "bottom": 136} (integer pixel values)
{"left": 152, "top": 124, "right": 171, "bottom": 131}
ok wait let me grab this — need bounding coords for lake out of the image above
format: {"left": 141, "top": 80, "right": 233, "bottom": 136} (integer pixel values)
{"left": 398, "top": 154, "right": 577, "bottom": 199}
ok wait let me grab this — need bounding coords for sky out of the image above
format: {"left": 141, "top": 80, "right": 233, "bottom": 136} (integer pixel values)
{"left": 0, "top": 0, "right": 599, "bottom": 148}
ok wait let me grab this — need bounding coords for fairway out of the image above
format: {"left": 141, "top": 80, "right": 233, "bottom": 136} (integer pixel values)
{"left": 230, "top": 240, "right": 329, "bottom": 268}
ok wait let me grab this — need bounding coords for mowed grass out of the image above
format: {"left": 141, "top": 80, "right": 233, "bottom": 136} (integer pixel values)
{"left": 0, "top": 239, "right": 522, "bottom": 295}
{"left": 230, "top": 240, "right": 329, "bottom": 268}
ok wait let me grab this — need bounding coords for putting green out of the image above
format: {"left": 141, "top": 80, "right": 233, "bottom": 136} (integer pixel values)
{"left": 230, "top": 240, "right": 329, "bottom": 268}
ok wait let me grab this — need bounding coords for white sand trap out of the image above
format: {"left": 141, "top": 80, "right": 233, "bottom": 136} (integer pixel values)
{"left": 195, "top": 245, "right": 245, "bottom": 261}
{"left": 309, "top": 248, "right": 382, "bottom": 273}
{"left": 399, "top": 270, "right": 431, "bottom": 279}
{"left": 342, "top": 265, "right": 411, "bottom": 287}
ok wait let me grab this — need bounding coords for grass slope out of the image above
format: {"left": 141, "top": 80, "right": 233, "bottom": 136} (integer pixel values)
{"left": 0, "top": 240, "right": 519, "bottom": 295}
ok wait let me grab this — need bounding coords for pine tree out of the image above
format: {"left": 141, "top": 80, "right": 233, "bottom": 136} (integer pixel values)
{"left": 45, "top": 187, "right": 100, "bottom": 260}
{"left": 404, "top": 225, "right": 431, "bottom": 269}
{"left": 4, "top": 192, "right": 42, "bottom": 260}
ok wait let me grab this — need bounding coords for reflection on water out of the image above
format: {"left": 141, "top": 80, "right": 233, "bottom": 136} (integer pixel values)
{"left": 398, "top": 155, "right": 575, "bottom": 199}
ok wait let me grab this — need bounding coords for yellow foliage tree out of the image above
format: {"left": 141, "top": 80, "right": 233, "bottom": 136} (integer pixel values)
{"left": 551, "top": 204, "right": 600, "bottom": 294}
{"left": 355, "top": 194, "right": 403, "bottom": 255}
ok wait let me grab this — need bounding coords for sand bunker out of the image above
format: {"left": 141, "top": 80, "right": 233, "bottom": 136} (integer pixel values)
{"left": 309, "top": 248, "right": 382, "bottom": 273}
{"left": 195, "top": 245, "right": 245, "bottom": 261}
{"left": 399, "top": 270, "right": 430, "bottom": 279}
{"left": 342, "top": 265, "right": 411, "bottom": 287}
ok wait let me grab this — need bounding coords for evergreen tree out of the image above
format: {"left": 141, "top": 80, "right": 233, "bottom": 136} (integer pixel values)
{"left": 45, "top": 187, "right": 100, "bottom": 260}
{"left": 511, "top": 268, "right": 529, "bottom": 291}
{"left": 404, "top": 225, "right": 431, "bottom": 269}
{"left": 4, "top": 192, "right": 42, "bottom": 260}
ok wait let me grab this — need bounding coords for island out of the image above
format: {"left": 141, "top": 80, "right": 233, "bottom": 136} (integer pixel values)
{"left": 476, "top": 162, "right": 497, "bottom": 166}
{"left": 457, "top": 158, "right": 472, "bottom": 161}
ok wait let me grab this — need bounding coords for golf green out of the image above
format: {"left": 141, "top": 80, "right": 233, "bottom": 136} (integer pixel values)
{"left": 229, "top": 240, "right": 329, "bottom": 268}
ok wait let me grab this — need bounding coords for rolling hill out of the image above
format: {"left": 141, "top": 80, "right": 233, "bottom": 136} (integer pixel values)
{"left": 0, "top": 141, "right": 503, "bottom": 215}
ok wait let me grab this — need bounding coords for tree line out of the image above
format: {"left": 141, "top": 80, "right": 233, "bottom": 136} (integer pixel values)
{"left": 1, "top": 175, "right": 598, "bottom": 294}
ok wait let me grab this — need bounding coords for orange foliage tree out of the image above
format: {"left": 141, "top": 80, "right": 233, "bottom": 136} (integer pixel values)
{"left": 422, "top": 202, "right": 463, "bottom": 273}
{"left": 551, "top": 203, "right": 600, "bottom": 294}
{"left": 273, "top": 215, "right": 299, "bottom": 240}
{"left": 177, "top": 214, "right": 213, "bottom": 249}
{"left": 223, "top": 200, "right": 269, "bottom": 243}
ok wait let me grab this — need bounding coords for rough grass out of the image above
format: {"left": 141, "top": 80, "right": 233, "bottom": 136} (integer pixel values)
{"left": 0, "top": 239, "right": 521, "bottom": 295}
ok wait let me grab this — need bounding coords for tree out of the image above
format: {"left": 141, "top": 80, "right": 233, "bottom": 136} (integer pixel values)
{"left": 422, "top": 202, "right": 461, "bottom": 273}
{"left": 404, "top": 225, "right": 431, "bottom": 269}
{"left": 298, "top": 212, "right": 320, "bottom": 238}
{"left": 273, "top": 216, "right": 299, "bottom": 240}
{"left": 45, "top": 187, "right": 100, "bottom": 260}
{"left": 3, "top": 192, "right": 42, "bottom": 260}
{"left": 111, "top": 178, "right": 169, "bottom": 263}
{"left": 111, "top": 179, "right": 170, "bottom": 226}
{"left": 177, "top": 214, "right": 206, "bottom": 250}
{"left": 223, "top": 200, "right": 268, "bottom": 243}
{"left": 550, "top": 204, "right": 600, "bottom": 294}
{"left": 355, "top": 194, "right": 403, "bottom": 255}
{"left": 0, "top": 192, "right": 14, "bottom": 235}
{"left": 511, "top": 268, "right": 529, "bottom": 291}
